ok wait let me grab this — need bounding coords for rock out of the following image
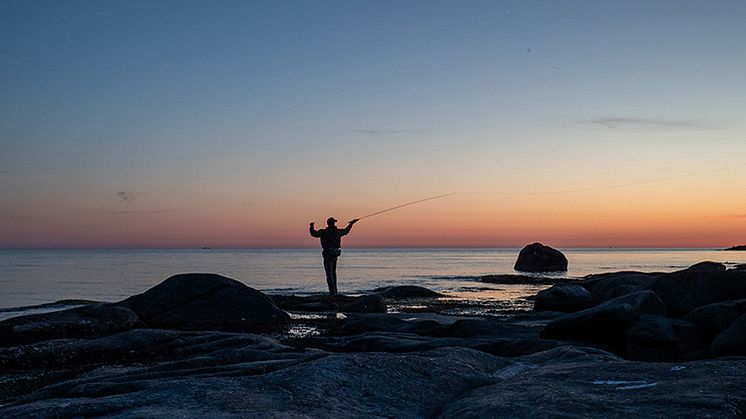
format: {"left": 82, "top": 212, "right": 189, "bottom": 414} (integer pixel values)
{"left": 0, "top": 303, "right": 143, "bottom": 347}
{"left": 514, "top": 242, "right": 568, "bottom": 272}
{"left": 533, "top": 284, "right": 592, "bottom": 313}
{"left": 587, "top": 272, "right": 657, "bottom": 304}
{"left": 436, "top": 348, "right": 746, "bottom": 419}
{"left": 341, "top": 294, "right": 387, "bottom": 313}
{"left": 0, "top": 273, "right": 291, "bottom": 345}
{"left": 642, "top": 263, "right": 746, "bottom": 317}
{"left": 724, "top": 245, "right": 746, "bottom": 251}
{"left": 269, "top": 294, "right": 357, "bottom": 312}
{"left": 540, "top": 291, "right": 666, "bottom": 353}
{"left": 0, "top": 328, "right": 303, "bottom": 371}
{"left": 683, "top": 299, "right": 746, "bottom": 341}
{"left": 120, "top": 273, "right": 290, "bottom": 331}
{"left": 710, "top": 314, "right": 746, "bottom": 357}
{"left": 625, "top": 314, "right": 707, "bottom": 361}
{"left": 1, "top": 348, "right": 509, "bottom": 418}
{"left": 372, "top": 285, "right": 443, "bottom": 299}
{"left": 340, "top": 314, "right": 442, "bottom": 336}
{"left": 481, "top": 274, "right": 574, "bottom": 285}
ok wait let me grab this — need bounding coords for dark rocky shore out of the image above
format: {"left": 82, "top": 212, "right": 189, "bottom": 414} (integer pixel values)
{"left": 1, "top": 263, "right": 746, "bottom": 417}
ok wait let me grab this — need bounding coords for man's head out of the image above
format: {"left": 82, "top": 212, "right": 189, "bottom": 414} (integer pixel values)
{"left": 326, "top": 217, "right": 337, "bottom": 227}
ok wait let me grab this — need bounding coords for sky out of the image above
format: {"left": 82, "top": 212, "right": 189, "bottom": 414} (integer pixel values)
{"left": 1, "top": 0, "right": 745, "bottom": 249}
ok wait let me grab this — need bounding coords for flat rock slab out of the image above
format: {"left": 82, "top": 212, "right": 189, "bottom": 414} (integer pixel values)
{"left": 2, "top": 345, "right": 744, "bottom": 418}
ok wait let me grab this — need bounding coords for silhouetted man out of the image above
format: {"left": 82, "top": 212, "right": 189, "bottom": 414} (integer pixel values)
{"left": 309, "top": 217, "right": 358, "bottom": 296}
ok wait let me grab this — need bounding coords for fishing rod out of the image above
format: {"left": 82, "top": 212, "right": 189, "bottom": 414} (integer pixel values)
{"left": 356, "top": 192, "right": 457, "bottom": 221}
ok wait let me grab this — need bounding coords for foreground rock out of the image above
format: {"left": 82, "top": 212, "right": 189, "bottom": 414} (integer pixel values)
{"left": 540, "top": 291, "right": 666, "bottom": 354}
{"left": 642, "top": 262, "right": 746, "bottom": 316}
{"left": 514, "top": 242, "right": 568, "bottom": 272}
{"left": 533, "top": 284, "right": 592, "bottom": 313}
{"left": 120, "top": 273, "right": 290, "bottom": 331}
{"left": 0, "top": 273, "right": 290, "bottom": 346}
{"left": 711, "top": 314, "right": 746, "bottom": 356}
{"left": 683, "top": 299, "right": 746, "bottom": 340}
{"left": 625, "top": 314, "right": 707, "bottom": 361}
{"left": 2, "top": 345, "right": 744, "bottom": 418}
{"left": 0, "top": 303, "right": 143, "bottom": 347}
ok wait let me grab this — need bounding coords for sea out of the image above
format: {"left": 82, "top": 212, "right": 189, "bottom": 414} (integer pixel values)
{"left": 1, "top": 248, "right": 744, "bottom": 320}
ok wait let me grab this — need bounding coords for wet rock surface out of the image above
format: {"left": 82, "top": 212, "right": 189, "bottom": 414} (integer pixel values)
{"left": 2, "top": 264, "right": 746, "bottom": 418}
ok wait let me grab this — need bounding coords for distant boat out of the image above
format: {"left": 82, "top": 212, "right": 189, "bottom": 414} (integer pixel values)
{"left": 201, "top": 247, "right": 212, "bottom": 250}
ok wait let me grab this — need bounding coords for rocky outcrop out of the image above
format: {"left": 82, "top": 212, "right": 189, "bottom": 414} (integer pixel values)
{"left": 533, "top": 284, "right": 592, "bottom": 313}
{"left": 119, "top": 273, "right": 290, "bottom": 331}
{"left": 625, "top": 314, "right": 707, "bottom": 361}
{"left": 0, "top": 303, "right": 143, "bottom": 347}
{"left": 0, "top": 274, "right": 290, "bottom": 347}
{"left": 341, "top": 294, "right": 387, "bottom": 313}
{"left": 372, "top": 285, "right": 443, "bottom": 299}
{"left": 724, "top": 245, "right": 746, "bottom": 251}
{"left": 514, "top": 243, "right": 568, "bottom": 272}
{"left": 540, "top": 291, "right": 666, "bottom": 353}
{"left": 683, "top": 299, "right": 746, "bottom": 341}
{"left": 587, "top": 272, "right": 657, "bottom": 303}
{"left": 710, "top": 314, "right": 746, "bottom": 357}
{"left": 642, "top": 262, "right": 746, "bottom": 316}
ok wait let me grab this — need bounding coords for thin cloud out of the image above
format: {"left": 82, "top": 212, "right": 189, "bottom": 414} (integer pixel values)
{"left": 116, "top": 191, "right": 136, "bottom": 203}
{"left": 95, "top": 209, "right": 178, "bottom": 215}
{"left": 722, "top": 214, "right": 746, "bottom": 220}
{"left": 0, "top": 170, "right": 14, "bottom": 174}
{"left": 576, "top": 117, "right": 726, "bottom": 130}
{"left": 347, "top": 129, "right": 425, "bottom": 137}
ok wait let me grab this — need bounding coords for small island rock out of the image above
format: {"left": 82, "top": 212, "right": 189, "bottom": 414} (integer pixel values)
{"left": 514, "top": 243, "right": 568, "bottom": 272}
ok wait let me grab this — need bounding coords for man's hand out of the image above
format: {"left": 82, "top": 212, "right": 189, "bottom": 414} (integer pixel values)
{"left": 309, "top": 222, "right": 315, "bottom": 227}
{"left": 349, "top": 219, "right": 359, "bottom": 225}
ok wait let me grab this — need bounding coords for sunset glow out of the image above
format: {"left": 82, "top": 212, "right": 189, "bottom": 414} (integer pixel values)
{"left": 2, "top": 1, "right": 745, "bottom": 249}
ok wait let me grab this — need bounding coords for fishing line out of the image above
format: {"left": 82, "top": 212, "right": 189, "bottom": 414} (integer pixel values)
{"left": 461, "top": 162, "right": 746, "bottom": 196}
{"left": 353, "top": 162, "right": 746, "bottom": 221}
{"left": 356, "top": 193, "right": 457, "bottom": 220}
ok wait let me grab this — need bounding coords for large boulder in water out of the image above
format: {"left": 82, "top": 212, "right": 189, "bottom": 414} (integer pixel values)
{"left": 642, "top": 262, "right": 746, "bottom": 317}
{"left": 514, "top": 243, "right": 568, "bottom": 272}
{"left": 533, "top": 284, "right": 592, "bottom": 313}
{"left": 120, "top": 273, "right": 290, "bottom": 331}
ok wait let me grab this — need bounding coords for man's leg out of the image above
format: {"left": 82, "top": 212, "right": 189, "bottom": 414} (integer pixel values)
{"left": 330, "top": 257, "right": 338, "bottom": 295}
{"left": 323, "top": 256, "right": 335, "bottom": 296}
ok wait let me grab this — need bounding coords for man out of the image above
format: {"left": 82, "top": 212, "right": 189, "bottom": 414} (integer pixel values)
{"left": 309, "top": 217, "right": 358, "bottom": 296}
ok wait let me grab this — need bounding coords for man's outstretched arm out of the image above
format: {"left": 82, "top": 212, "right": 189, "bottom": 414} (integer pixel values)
{"left": 309, "top": 222, "right": 321, "bottom": 237}
{"left": 340, "top": 219, "right": 359, "bottom": 236}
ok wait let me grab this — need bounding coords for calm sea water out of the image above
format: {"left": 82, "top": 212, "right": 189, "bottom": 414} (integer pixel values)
{"left": 0, "top": 248, "right": 744, "bottom": 313}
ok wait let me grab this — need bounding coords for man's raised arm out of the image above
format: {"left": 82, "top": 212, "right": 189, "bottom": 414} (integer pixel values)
{"left": 309, "top": 222, "right": 321, "bottom": 237}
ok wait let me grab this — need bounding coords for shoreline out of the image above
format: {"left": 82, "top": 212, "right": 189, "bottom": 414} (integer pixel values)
{"left": 1, "top": 263, "right": 745, "bottom": 416}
